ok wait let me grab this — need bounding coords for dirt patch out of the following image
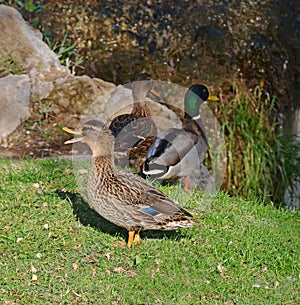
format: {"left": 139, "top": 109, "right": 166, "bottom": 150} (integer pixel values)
{"left": 0, "top": 112, "right": 81, "bottom": 159}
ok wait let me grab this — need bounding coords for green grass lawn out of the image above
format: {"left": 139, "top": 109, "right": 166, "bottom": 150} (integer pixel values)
{"left": 0, "top": 158, "right": 299, "bottom": 304}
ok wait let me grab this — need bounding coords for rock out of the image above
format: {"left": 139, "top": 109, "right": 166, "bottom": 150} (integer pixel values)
{"left": 0, "top": 4, "right": 116, "bottom": 136}
{"left": 0, "top": 74, "right": 31, "bottom": 141}
{"left": 284, "top": 106, "right": 300, "bottom": 210}
{"left": 285, "top": 181, "right": 300, "bottom": 211}
{"left": 0, "top": 5, "right": 70, "bottom": 101}
{"left": 49, "top": 75, "right": 116, "bottom": 114}
{"left": 0, "top": 5, "right": 70, "bottom": 81}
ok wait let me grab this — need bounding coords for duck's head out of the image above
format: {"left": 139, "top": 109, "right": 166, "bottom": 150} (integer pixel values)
{"left": 184, "top": 84, "right": 219, "bottom": 118}
{"left": 132, "top": 72, "right": 160, "bottom": 102}
{"left": 63, "top": 120, "right": 114, "bottom": 157}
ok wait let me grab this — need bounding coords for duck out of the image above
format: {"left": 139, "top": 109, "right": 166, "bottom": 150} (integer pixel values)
{"left": 108, "top": 73, "right": 160, "bottom": 166}
{"left": 63, "top": 120, "right": 198, "bottom": 248}
{"left": 142, "top": 84, "right": 219, "bottom": 190}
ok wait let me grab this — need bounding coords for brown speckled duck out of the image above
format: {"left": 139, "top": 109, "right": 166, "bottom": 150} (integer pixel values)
{"left": 109, "top": 73, "right": 160, "bottom": 163}
{"left": 63, "top": 120, "right": 198, "bottom": 247}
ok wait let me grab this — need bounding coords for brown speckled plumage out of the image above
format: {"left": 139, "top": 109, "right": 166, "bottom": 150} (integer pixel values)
{"left": 63, "top": 120, "right": 198, "bottom": 247}
{"left": 128, "top": 136, "right": 156, "bottom": 172}
{"left": 108, "top": 73, "right": 159, "bottom": 168}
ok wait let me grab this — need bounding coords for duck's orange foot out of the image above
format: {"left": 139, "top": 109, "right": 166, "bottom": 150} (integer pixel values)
{"left": 184, "top": 177, "right": 193, "bottom": 192}
{"left": 127, "top": 231, "right": 135, "bottom": 248}
{"left": 127, "top": 231, "right": 141, "bottom": 248}
{"left": 133, "top": 232, "right": 141, "bottom": 245}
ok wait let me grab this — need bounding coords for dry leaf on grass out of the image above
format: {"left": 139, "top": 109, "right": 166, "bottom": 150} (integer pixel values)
{"left": 113, "top": 267, "right": 125, "bottom": 273}
{"left": 217, "top": 264, "right": 225, "bottom": 273}
{"left": 30, "top": 266, "right": 37, "bottom": 273}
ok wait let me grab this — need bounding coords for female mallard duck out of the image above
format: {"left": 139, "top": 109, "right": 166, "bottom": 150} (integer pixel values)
{"left": 142, "top": 84, "right": 219, "bottom": 190}
{"left": 109, "top": 73, "right": 160, "bottom": 156}
{"left": 63, "top": 120, "right": 198, "bottom": 247}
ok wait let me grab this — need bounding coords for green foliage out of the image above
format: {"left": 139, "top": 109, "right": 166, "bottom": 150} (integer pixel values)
{"left": 218, "top": 84, "right": 299, "bottom": 204}
{"left": 24, "top": 0, "right": 38, "bottom": 13}
{"left": 44, "top": 32, "right": 84, "bottom": 74}
{"left": 0, "top": 158, "right": 299, "bottom": 304}
{"left": 0, "top": 55, "right": 25, "bottom": 75}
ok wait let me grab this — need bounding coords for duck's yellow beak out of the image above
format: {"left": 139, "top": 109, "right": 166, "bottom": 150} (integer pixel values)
{"left": 63, "top": 127, "right": 83, "bottom": 144}
{"left": 150, "top": 87, "right": 160, "bottom": 98}
{"left": 62, "top": 127, "right": 79, "bottom": 135}
{"left": 207, "top": 95, "right": 219, "bottom": 102}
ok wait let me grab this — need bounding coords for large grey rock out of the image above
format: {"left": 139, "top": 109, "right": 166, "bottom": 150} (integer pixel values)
{"left": 49, "top": 75, "right": 116, "bottom": 114}
{"left": 0, "top": 5, "right": 70, "bottom": 101}
{"left": 0, "top": 5, "right": 69, "bottom": 79}
{"left": 0, "top": 4, "right": 116, "bottom": 136}
{"left": 0, "top": 74, "right": 31, "bottom": 141}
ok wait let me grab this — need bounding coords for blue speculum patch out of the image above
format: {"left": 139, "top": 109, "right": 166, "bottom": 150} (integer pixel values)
{"left": 141, "top": 207, "right": 160, "bottom": 216}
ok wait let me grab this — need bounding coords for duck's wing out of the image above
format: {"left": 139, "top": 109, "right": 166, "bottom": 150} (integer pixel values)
{"left": 99, "top": 188, "right": 195, "bottom": 231}
{"left": 117, "top": 170, "right": 192, "bottom": 218}
{"left": 143, "top": 128, "right": 199, "bottom": 173}
{"left": 110, "top": 115, "right": 157, "bottom": 151}
{"left": 109, "top": 113, "right": 135, "bottom": 137}
{"left": 93, "top": 170, "right": 197, "bottom": 230}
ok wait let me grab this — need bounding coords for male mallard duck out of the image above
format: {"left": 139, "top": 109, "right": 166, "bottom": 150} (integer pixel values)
{"left": 63, "top": 120, "right": 198, "bottom": 247}
{"left": 143, "top": 84, "right": 219, "bottom": 190}
{"left": 109, "top": 73, "right": 160, "bottom": 156}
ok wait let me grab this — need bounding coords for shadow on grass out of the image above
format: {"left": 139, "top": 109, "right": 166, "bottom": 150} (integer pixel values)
{"left": 56, "top": 190, "right": 187, "bottom": 243}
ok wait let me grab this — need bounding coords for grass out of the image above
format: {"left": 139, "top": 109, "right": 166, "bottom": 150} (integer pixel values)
{"left": 43, "top": 32, "right": 84, "bottom": 74}
{"left": 0, "top": 55, "right": 25, "bottom": 76}
{"left": 217, "top": 84, "right": 300, "bottom": 204}
{"left": 0, "top": 158, "right": 299, "bottom": 304}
